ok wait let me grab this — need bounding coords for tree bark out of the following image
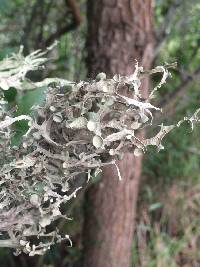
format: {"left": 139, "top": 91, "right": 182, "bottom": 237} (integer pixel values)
{"left": 82, "top": 1, "right": 154, "bottom": 267}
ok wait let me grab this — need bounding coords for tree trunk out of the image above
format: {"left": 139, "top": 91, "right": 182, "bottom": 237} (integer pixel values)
{"left": 82, "top": 1, "right": 154, "bottom": 267}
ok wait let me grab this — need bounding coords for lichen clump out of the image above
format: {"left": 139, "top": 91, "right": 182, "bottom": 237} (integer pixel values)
{"left": 0, "top": 48, "right": 199, "bottom": 255}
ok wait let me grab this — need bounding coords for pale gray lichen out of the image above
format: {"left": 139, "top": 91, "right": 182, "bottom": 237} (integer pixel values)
{"left": 0, "top": 47, "right": 199, "bottom": 256}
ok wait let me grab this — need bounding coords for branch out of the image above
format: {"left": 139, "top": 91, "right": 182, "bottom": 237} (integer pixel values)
{"left": 35, "top": 0, "right": 54, "bottom": 49}
{"left": 21, "top": 0, "right": 41, "bottom": 54}
{"left": 0, "top": 240, "right": 19, "bottom": 248}
{"left": 153, "top": 0, "right": 183, "bottom": 60}
{"left": 65, "top": 0, "right": 82, "bottom": 26}
{"left": 44, "top": 0, "right": 82, "bottom": 47}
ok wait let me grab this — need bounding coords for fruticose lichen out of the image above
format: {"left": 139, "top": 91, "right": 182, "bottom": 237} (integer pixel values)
{"left": 0, "top": 47, "right": 199, "bottom": 256}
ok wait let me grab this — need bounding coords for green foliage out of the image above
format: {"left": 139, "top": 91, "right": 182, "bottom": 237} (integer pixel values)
{"left": 145, "top": 0, "right": 200, "bottom": 184}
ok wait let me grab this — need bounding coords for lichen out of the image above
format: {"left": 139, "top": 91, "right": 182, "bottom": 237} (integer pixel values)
{"left": 0, "top": 47, "right": 199, "bottom": 256}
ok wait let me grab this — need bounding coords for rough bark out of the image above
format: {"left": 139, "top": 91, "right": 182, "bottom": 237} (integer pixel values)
{"left": 82, "top": 1, "right": 154, "bottom": 267}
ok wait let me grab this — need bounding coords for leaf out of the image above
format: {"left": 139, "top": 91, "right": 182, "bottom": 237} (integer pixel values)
{"left": 0, "top": 115, "right": 32, "bottom": 129}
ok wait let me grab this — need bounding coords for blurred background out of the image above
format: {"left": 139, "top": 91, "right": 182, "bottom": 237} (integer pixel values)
{"left": 0, "top": 0, "right": 200, "bottom": 266}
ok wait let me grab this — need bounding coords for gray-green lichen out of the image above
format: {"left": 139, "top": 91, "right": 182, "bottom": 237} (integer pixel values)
{"left": 0, "top": 47, "right": 199, "bottom": 256}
